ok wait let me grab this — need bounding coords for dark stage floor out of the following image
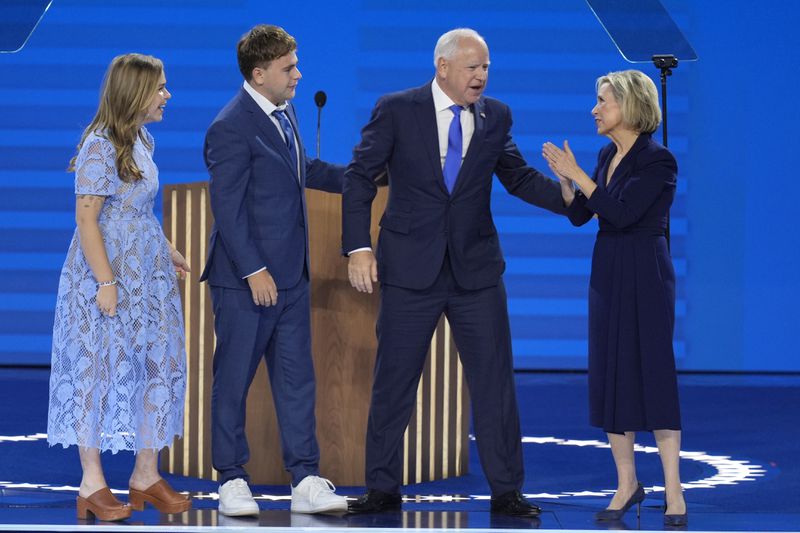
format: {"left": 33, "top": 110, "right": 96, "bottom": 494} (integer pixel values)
{"left": 0, "top": 369, "right": 797, "bottom": 532}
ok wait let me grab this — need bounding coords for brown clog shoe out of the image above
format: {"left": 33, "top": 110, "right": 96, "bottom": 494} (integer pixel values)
{"left": 77, "top": 487, "right": 132, "bottom": 521}
{"left": 129, "top": 479, "right": 192, "bottom": 514}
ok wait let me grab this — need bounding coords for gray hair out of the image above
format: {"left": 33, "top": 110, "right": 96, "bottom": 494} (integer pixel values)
{"left": 433, "top": 28, "right": 487, "bottom": 67}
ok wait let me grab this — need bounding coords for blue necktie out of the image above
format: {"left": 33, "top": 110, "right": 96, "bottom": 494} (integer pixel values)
{"left": 443, "top": 105, "right": 463, "bottom": 193}
{"left": 272, "top": 109, "right": 298, "bottom": 173}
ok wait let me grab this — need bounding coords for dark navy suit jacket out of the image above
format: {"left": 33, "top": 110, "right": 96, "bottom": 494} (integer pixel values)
{"left": 566, "top": 133, "right": 676, "bottom": 231}
{"left": 200, "top": 88, "right": 342, "bottom": 289}
{"left": 342, "top": 82, "right": 566, "bottom": 291}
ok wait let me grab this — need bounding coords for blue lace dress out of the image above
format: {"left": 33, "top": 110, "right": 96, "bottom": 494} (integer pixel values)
{"left": 47, "top": 129, "right": 186, "bottom": 453}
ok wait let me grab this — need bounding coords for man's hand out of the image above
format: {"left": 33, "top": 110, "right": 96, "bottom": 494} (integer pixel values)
{"left": 348, "top": 250, "right": 378, "bottom": 294}
{"left": 247, "top": 269, "right": 278, "bottom": 306}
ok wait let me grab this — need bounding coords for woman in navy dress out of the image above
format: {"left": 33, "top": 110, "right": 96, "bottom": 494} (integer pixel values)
{"left": 543, "top": 70, "right": 686, "bottom": 526}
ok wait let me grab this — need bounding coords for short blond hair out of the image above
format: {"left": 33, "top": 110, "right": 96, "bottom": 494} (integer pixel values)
{"left": 596, "top": 70, "right": 661, "bottom": 134}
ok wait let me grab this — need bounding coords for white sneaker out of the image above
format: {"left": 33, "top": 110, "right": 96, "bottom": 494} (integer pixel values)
{"left": 290, "top": 512, "right": 347, "bottom": 527}
{"left": 218, "top": 478, "right": 260, "bottom": 517}
{"left": 290, "top": 475, "right": 348, "bottom": 514}
{"left": 217, "top": 514, "right": 258, "bottom": 527}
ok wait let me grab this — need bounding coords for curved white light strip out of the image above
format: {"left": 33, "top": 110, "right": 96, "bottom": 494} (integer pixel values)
{"left": 515, "top": 435, "right": 766, "bottom": 499}
{"left": 0, "top": 433, "right": 765, "bottom": 502}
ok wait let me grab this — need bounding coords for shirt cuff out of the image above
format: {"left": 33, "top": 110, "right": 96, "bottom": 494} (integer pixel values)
{"left": 243, "top": 266, "right": 267, "bottom": 279}
{"left": 347, "top": 247, "right": 372, "bottom": 256}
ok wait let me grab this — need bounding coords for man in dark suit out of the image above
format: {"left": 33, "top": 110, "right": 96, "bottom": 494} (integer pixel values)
{"left": 343, "top": 28, "right": 567, "bottom": 516}
{"left": 201, "top": 24, "right": 346, "bottom": 516}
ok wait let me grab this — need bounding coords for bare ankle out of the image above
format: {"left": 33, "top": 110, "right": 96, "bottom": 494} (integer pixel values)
{"left": 665, "top": 488, "right": 685, "bottom": 505}
{"left": 616, "top": 479, "right": 639, "bottom": 494}
{"left": 79, "top": 478, "right": 107, "bottom": 498}
{"left": 129, "top": 472, "right": 162, "bottom": 491}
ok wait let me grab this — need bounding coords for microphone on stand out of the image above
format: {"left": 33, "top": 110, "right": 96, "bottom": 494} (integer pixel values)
{"left": 314, "top": 90, "right": 327, "bottom": 158}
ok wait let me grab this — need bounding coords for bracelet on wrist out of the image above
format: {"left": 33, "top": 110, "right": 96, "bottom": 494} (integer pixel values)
{"left": 96, "top": 279, "right": 117, "bottom": 288}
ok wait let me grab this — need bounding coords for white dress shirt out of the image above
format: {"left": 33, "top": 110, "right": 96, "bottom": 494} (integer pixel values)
{"left": 242, "top": 81, "right": 301, "bottom": 177}
{"left": 431, "top": 77, "right": 474, "bottom": 167}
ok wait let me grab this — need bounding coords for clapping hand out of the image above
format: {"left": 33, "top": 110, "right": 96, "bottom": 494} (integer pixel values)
{"left": 542, "top": 140, "right": 580, "bottom": 182}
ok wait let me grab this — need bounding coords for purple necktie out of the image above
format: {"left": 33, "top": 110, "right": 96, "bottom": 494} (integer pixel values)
{"left": 443, "top": 105, "right": 463, "bottom": 193}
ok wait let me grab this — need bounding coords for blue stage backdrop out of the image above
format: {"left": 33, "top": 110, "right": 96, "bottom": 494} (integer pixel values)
{"left": 0, "top": 0, "right": 797, "bottom": 371}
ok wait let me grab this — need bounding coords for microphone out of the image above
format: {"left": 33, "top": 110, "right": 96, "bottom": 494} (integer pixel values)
{"left": 314, "top": 91, "right": 327, "bottom": 158}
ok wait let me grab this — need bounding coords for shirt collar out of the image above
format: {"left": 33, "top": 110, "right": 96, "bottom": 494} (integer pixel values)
{"left": 432, "top": 78, "right": 457, "bottom": 113}
{"left": 432, "top": 78, "right": 470, "bottom": 114}
{"left": 243, "top": 80, "right": 288, "bottom": 116}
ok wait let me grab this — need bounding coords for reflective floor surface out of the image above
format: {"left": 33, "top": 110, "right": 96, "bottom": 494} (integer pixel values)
{"left": 1, "top": 370, "right": 798, "bottom": 532}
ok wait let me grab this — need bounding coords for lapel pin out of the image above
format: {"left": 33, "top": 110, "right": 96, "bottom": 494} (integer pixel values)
{"left": 480, "top": 111, "right": 486, "bottom": 118}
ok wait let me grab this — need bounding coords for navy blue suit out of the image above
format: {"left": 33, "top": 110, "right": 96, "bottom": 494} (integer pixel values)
{"left": 201, "top": 87, "right": 343, "bottom": 484}
{"left": 342, "top": 82, "right": 566, "bottom": 496}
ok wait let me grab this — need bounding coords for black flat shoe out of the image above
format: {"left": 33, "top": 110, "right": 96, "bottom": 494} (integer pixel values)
{"left": 490, "top": 490, "right": 541, "bottom": 517}
{"left": 595, "top": 483, "right": 645, "bottom": 521}
{"left": 347, "top": 489, "right": 402, "bottom": 514}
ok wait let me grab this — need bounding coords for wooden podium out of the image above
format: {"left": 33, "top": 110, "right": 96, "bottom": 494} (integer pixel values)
{"left": 161, "top": 182, "right": 469, "bottom": 486}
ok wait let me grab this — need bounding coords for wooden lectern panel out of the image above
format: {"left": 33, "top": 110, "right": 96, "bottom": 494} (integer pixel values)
{"left": 162, "top": 182, "right": 468, "bottom": 485}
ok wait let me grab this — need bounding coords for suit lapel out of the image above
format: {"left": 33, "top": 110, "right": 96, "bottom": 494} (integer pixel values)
{"left": 240, "top": 89, "right": 300, "bottom": 186}
{"left": 412, "top": 84, "right": 449, "bottom": 196}
{"left": 607, "top": 133, "right": 650, "bottom": 192}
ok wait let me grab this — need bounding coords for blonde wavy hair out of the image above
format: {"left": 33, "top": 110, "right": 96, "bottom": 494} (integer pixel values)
{"left": 68, "top": 53, "right": 163, "bottom": 182}
{"left": 596, "top": 70, "right": 662, "bottom": 134}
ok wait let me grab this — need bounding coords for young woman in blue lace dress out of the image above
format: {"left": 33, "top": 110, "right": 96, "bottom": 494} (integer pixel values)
{"left": 47, "top": 54, "right": 191, "bottom": 520}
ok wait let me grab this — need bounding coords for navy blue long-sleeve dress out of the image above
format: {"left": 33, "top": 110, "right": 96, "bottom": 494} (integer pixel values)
{"left": 567, "top": 133, "right": 681, "bottom": 434}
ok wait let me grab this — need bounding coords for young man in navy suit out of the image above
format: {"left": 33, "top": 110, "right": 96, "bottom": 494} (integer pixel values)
{"left": 201, "top": 24, "right": 346, "bottom": 516}
{"left": 343, "top": 28, "right": 568, "bottom": 516}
